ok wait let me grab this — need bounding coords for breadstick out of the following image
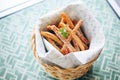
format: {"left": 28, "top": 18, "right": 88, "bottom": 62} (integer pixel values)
{"left": 59, "top": 21, "right": 66, "bottom": 28}
{"left": 71, "top": 33, "right": 85, "bottom": 50}
{"left": 40, "top": 31, "right": 63, "bottom": 46}
{"left": 46, "top": 38, "right": 60, "bottom": 51}
{"left": 72, "top": 20, "right": 83, "bottom": 32}
{"left": 66, "top": 22, "right": 86, "bottom": 50}
{"left": 76, "top": 30, "right": 89, "bottom": 45}
{"left": 61, "top": 23, "right": 80, "bottom": 51}
{"left": 72, "top": 39, "right": 80, "bottom": 51}
{"left": 58, "top": 18, "right": 64, "bottom": 28}
{"left": 61, "top": 12, "right": 74, "bottom": 29}
{"left": 61, "top": 12, "right": 89, "bottom": 45}
{"left": 60, "top": 45, "right": 69, "bottom": 55}
{"left": 47, "top": 25, "right": 76, "bottom": 52}
{"left": 40, "top": 12, "right": 89, "bottom": 54}
{"left": 72, "top": 20, "right": 89, "bottom": 44}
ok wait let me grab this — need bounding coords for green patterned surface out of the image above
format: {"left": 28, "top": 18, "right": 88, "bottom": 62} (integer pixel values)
{"left": 0, "top": 0, "right": 120, "bottom": 80}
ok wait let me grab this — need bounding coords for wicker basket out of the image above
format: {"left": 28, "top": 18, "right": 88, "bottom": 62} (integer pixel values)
{"left": 31, "top": 30, "right": 98, "bottom": 80}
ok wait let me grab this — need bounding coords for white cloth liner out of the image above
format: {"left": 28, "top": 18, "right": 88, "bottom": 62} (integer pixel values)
{"left": 35, "top": 1, "right": 105, "bottom": 68}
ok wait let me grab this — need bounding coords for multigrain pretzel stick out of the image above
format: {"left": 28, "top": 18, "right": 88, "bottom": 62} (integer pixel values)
{"left": 47, "top": 25, "right": 76, "bottom": 52}
{"left": 61, "top": 12, "right": 89, "bottom": 45}
{"left": 40, "top": 31, "right": 63, "bottom": 46}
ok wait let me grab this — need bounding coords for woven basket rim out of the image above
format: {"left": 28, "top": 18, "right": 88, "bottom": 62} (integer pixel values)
{"left": 31, "top": 30, "right": 98, "bottom": 70}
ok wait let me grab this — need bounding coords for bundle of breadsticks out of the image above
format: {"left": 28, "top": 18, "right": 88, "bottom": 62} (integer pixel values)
{"left": 41, "top": 12, "right": 89, "bottom": 55}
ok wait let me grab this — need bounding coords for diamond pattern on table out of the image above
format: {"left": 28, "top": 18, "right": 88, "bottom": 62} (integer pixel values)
{"left": 0, "top": 0, "right": 120, "bottom": 80}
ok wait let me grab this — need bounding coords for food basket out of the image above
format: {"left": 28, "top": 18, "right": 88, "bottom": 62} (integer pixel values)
{"left": 31, "top": 30, "right": 98, "bottom": 80}
{"left": 31, "top": 2, "right": 104, "bottom": 80}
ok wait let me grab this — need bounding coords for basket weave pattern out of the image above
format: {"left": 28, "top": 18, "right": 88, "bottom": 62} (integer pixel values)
{"left": 31, "top": 31, "right": 95, "bottom": 80}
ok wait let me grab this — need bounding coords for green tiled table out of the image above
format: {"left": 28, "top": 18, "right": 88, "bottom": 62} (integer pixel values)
{"left": 0, "top": 0, "right": 120, "bottom": 80}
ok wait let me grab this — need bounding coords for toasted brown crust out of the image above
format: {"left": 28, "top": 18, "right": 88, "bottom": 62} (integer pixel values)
{"left": 40, "top": 12, "right": 89, "bottom": 55}
{"left": 41, "top": 31, "right": 63, "bottom": 46}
